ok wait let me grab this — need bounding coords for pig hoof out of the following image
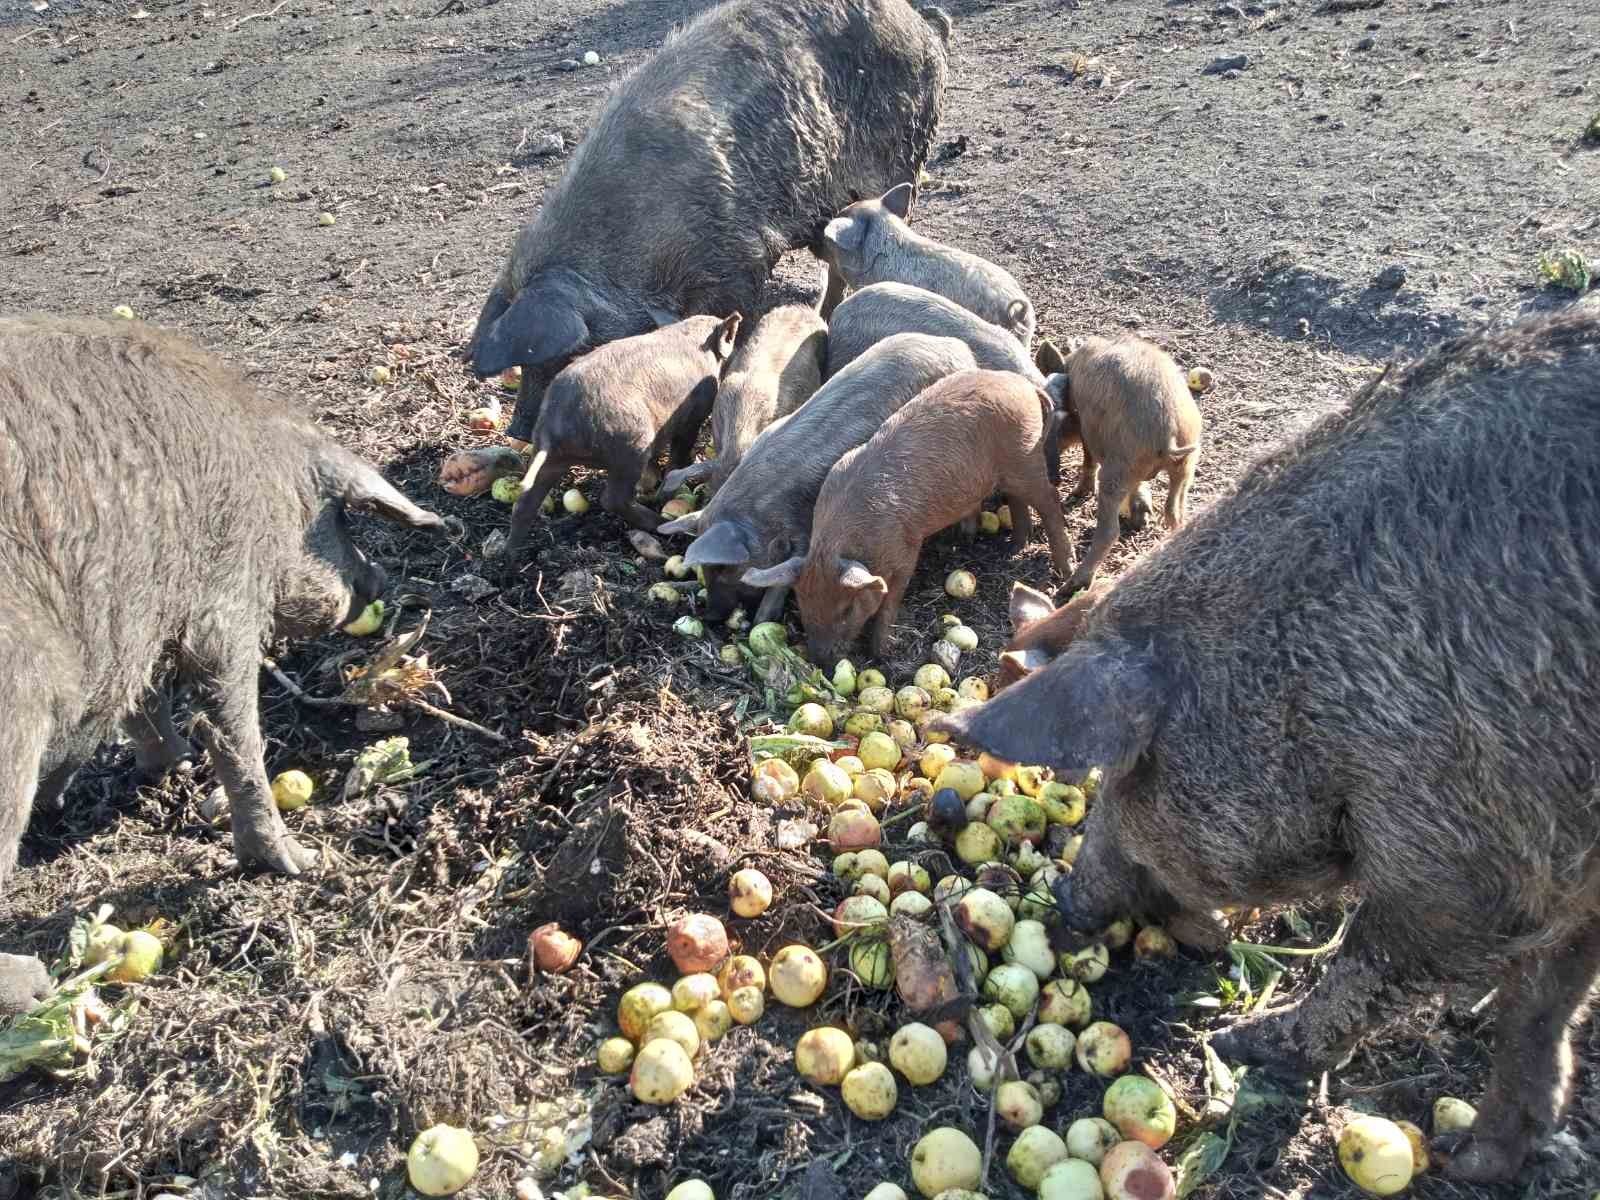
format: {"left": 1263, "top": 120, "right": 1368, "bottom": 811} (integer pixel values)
{"left": 1208, "top": 1019, "right": 1316, "bottom": 1079}
{"left": 627, "top": 529, "right": 668, "bottom": 562}
{"left": 438, "top": 447, "right": 525, "bottom": 497}
{"left": 233, "top": 829, "right": 317, "bottom": 876}
{"left": 1432, "top": 1132, "right": 1522, "bottom": 1183}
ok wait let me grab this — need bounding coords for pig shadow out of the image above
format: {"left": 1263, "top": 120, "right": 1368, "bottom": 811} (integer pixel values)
{"left": 1209, "top": 256, "right": 1473, "bottom": 360}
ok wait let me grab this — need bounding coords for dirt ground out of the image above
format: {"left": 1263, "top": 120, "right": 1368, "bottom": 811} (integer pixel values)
{"left": 2, "top": 0, "right": 1598, "bottom": 1197}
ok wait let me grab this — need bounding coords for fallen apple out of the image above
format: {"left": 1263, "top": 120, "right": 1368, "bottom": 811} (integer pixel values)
{"left": 407, "top": 1124, "right": 479, "bottom": 1196}
{"left": 270, "top": 769, "right": 314, "bottom": 812}
{"left": 967, "top": 1043, "right": 1000, "bottom": 1092}
{"left": 910, "top": 1128, "right": 981, "bottom": 1198}
{"left": 1065, "top": 1117, "right": 1122, "bottom": 1166}
{"left": 728, "top": 868, "right": 773, "bottom": 918}
{"left": 1007, "top": 1125, "right": 1069, "bottom": 1191}
{"left": 665, "top": 1182, "right": 714, "bottom": 1200}
{"left": 1002, "top": 919, "right": 1056, "bottom": 980}
{"left": 976, "top": 1003, "right": 1014, "bottom": 1042}
{"left": 842, "top": 1060, "right": 898, "bottom": 1120}
{"left": 343, "top": 599, "right": 386, "bottom": 636}
{"left": 790, "top": 702, "right": 834, "bottom": 738}
{"left": 1433, "top": 1096, "right": 1476, "bottom": 1134}
{"left": 530, "top": 923, "right": 582, "bottom": 973}
{"left": 944, "top": 569, "right": 977, "bottom": 599}
{"left": 769, "top": 944, "right": 828, "bottom": 1007}
{"left": 268, "top": 165, "right": 287, "bottom": 184}
{"left": 864, "top": 1186, "right": 908, "bottom": 1200}
{"left": 833, "top": 894, "right": 889, "bottom": 935}
{"left": 889, "top": 1022, "right": 947, "bottom": 1085}
{"left": 1102, "top": 1075, "right": 1177, "bottom": 1149}
{"left": 1338, "top": 1116, "right": 1414, "bottom": 1196}
{"left": 934, "top": 760, "right": 986, "bottom": 801}
{"left": 805, "top": 760, "right": 854, "bottom": 807}
{"left": 648, "top": 581, "right": 681, "bottom": 605}
{"left": 112, "top": 304, "right": 136, "bottom": 320}
{"left": 854, "top": 768, "right": 898, "bottom": 810}
{"left": 891, "top": 891, "right": 932, "bottom": 917}
{"left": 1064, "top": 943, "right": 1110, "bottom": 984}
{"left": 673, "top": 615, "right": 705, "bottom": 638}
{"left": 1075, "top": 1021, "right": 1132, "bottom": 1076}
{"left": 1100, "top": 1141, "right": 1174, "bottom": 1200}
{"left": 954, "top": 821, "right": 1002, "bottom": 865}
{"left": 83, "top": 922, "right": 124, "bottom": 968}
{"left": 694, "top": 1000, "right": 733, "bottom": 1043}
{"left": 895, "top": 685, "right": 931, "bottom": 721}
{"left": 851, "top": 939, "right": 896, "bottom": 989}
{"left": 858, "top": 685, "right": 896, "bottom": 715}
{"left": 1025, "top": 1023, "right": 1076, "bottom": 1071}
{"left": 727, "top": 985, "right": 765, "bottom": 1025}
{"left": 954, "top": 887, "right": 1014, "bottom": 952}
{"left": 751, "top": 758, "right": 800, "bottom": 804}
{"left": 957, "top": 676, "right": 988, "bottom": 701}
{"left": 596, "top": 1037, "right": 635, "bottom": 1074}
{"left": 1133, "top": 927, "right": 1176, "bottom": 959}
{"left": 667, "top": 913, "right": 729, "bottom": 975}
{"left": 1039, "top": 1158, "right": 1104, "bottom": 1200}
{"left": 718, "top": 954, "right": 765, "bottom": 997}
{"left": 914, "top": 663, "right": 951, "bottom": 693}
{"left": 1028, "top": 1069, "right": 1062, "bottom": 1109}
{"left": 829, "top": 806, "right": 882, "bottom": 851}
{"left": 672, "top": 973, "right": 721, "bottom": 1012}
{"left": 645, "top": 1009, "right": 702, "bottom": 1059}
{"left": 795, "top": 1026, "right": 856, "bottom": 1085}
{"left": 1038, "top": 782, "right": 1086, "bottom": 826}
{"left": 618, "top": 982, "right": 674, "bottom": 1041}
{"left": 887, "top": 861, "right": 931, "bottom": 896}
{"left": 997, "top": 1079, "right": 1044, "bottom": 1130}
{"left": 943, "top": 623, "right": 979, "bottom": 652}
{"left": 107, "top": 929, "right": 163, "bottom": 984}
{"left": 983, "top": 963, "right": 1041, "bottom": 1020}
{"left": 631, "top": 1037, "right": 695, "bottom": 1104}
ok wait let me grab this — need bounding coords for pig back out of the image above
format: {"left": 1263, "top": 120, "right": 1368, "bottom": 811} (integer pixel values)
{"left": 513, "top": 1, "right": 948, "bottom": 321}
{"left": 706, "top": 332, "right": 978, "bottom": 544}
{"left": 827, "top": 283, "right": 1042, "bottom": 385}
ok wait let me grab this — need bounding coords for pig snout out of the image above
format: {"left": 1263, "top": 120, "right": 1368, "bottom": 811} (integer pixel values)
{"left": 1050, "top": 868, "right": 1112, "bottom": 944}
{"left": 343, "top": 558, "right": 387, "bottom": 625}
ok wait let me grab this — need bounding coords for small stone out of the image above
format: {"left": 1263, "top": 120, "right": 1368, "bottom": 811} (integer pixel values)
{"left": 1355, "top": 36, "right": 1376, "bottom": 50}
{"left": 482, "top": 529, "right": 509, "bottom": 559}
{"left": 356, "top": 706, "right": 406, "bottom": 733}
{"left": 1374, "top": 264, "right": 1407, "bottom": 290}
{"left": 531, "top": 132, "right": 564, "bottom": 157}
{"left": 449, "top": 573, "right": 499, "bottom": 602}
{"left": 582, "top": 50, "right": 600, "bottom": 66}
{"left": 317, "top": 211, "right": 336, "bottom": 226}
{"left": 1203, "top": 53, "right": 1251, "bottom": 75}
{"left": 1296, "top": 317, "right": 1311, "bottom": 336}
{"left": 556, "top": 58, "right": 581, "bottom": 71}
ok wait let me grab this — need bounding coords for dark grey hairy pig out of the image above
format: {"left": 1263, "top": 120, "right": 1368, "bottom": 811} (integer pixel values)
{"left": 0, "top": 316, "right": 444, "bottom": 1015}
{"left": 659, "top": 333, "right": 977, "bottom": 624}
{"left": 660, "top": 304, "right": 829, "bottom": 499}
{"left": 935, "top": 309, "right": 1600, "bottom": 1184}
{"left": 821, "top": 183, "right": 1035, "bottom": 345}
{"left": 466, "top": 0, "right": 952, "bottom": 443}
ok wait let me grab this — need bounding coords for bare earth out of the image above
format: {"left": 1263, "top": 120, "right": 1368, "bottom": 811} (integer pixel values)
{"left": 2, "top": 0, "right": 1597, "bottom": 1197}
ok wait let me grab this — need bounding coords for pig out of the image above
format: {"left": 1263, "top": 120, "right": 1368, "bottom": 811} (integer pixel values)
{"left": 659, "top": 305, "right": 829, "bottom": 499}
{"left": 661, "top": 333, "right": 978, "bottom": 623}
{"left": 933, "top": 308, "right": 1600, "bottom": 1184}
{"left": 827, "top": 282, "right": 1042, "bottom": 384}
{"left": 994, "top": 579, "right": 1112, "bottom": 691}
{"left": 454, "top": 315, "right": 743, "bottom": 560}
{"left": 1035, "top": 335, "right": 1201, "bottom": 593}
{"left": 0, "top": 316, "right": 446, "bottom": 1014}
{"left": 785, "top": 370, "right": 1075, "bottom": 661}
{"left": 820, "top": 183, "right": 1035, "bottom": 345}
{"left": 465, "top": 0, "right": 952, "bottom": 443}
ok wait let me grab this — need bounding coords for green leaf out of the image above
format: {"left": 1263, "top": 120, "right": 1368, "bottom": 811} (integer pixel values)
{"left": 1175, "top": 1132, "right": 1230, "bottom": 1199}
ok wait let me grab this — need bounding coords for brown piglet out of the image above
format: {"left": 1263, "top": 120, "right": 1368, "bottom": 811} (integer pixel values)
{"left": 1036, "top": 335, "right": 1202, "bottom": 593}
{"left": 994, "top": 579, "right": 1112, "bottom": 690}
{"left": 793, "top": 368, "right": 1074, "bottom": 661}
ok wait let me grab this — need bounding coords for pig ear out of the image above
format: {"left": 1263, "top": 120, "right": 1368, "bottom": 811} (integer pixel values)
{"left": 1008, "top": 583, "right": 1056, "bottom": 632}
{"left": 708, "top": 313, "right": 742, "bottom": 358}
{"left": 321, "top": 449, "right": 447, "bottom": 532}
{"left": 742, "top": 556, "right": 805, "bottom": 588}
{"left": 683, "top": 520, "right": 757, "bottom": 567}
{"left": 469, "top": 289, "right": 590, "bottom": 379}
{"left": 824, "top": 216, "right": 865, "bottom": 254}
{"left": 1035, "top": 339, "right": 1068, "bottom": 377}
{"left": 881, "top": 182, "right": 915, "bottom": 220}
{"left": 932, "top": 644, "right": 1162, "bottom": 777}
{"left": 838, "top": 560, "right": 888, "bottom": 594}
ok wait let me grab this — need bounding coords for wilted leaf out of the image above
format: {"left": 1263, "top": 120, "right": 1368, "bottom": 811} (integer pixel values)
{"left": 1174, "top": 1132, "right": 1230, "bottom": 1198}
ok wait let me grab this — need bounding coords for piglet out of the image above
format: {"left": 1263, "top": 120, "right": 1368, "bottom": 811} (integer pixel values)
{"left": 660, "top": 304, "right": 827, "bottom": 498}
{"left": 821, "top": 183, "right": 1035, "bottom": 345}
{"left": 440, "top": 314, "right": 741, "bottom": 560}
{"left": 1036, "top": 335, "right": 1201, "bottom": 592}
{"left": 789, "top": 369, "right": 1075, "bottom": 661}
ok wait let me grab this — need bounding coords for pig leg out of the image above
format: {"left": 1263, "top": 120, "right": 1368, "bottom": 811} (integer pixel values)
{"left": 1070, "top": 448, "right": 1099, "bottom": 502}
{"left": 0, "top": 709, "right": 54, "bottom": 1016}
{"left": 505, "top": 455, "right": 569, "bottom": 564}
{"left": 1014, "top": 474, "right": 1077, "bottom": 580}
{"left": 123, "top": 686, "right": 193, "bottom": 779}
{"left": 819, "top": 262, "right": 848, "bottom": 321}
{"left": 867, "top": 570, "right": 913, "bottom": 660}
{"left": 1165, "top": 454, "right": 1198, "bottom": 531}
{"left": 600, "top": 469, "right": 665, "bottom": 534}
{"left": 189, "top": 636, "right": 314, "bottom": 876}
{"left": 1002, "top": 494, "right": 1034, "bottom": 557}
{"left": 1210, "top": 908, "right": 1441, "bottom": 1079}
{"left": 1122, "top": 481, "right": 1153, "bottom": 532}
{"left": 1435, "top": 921, "right": 1600, "bottom": 1182}
{"left": 754, "top": 586, "right": 790, "bottom": 624}
{"left": 1064, "top": 473, "right": 1129, "bottom": 593}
